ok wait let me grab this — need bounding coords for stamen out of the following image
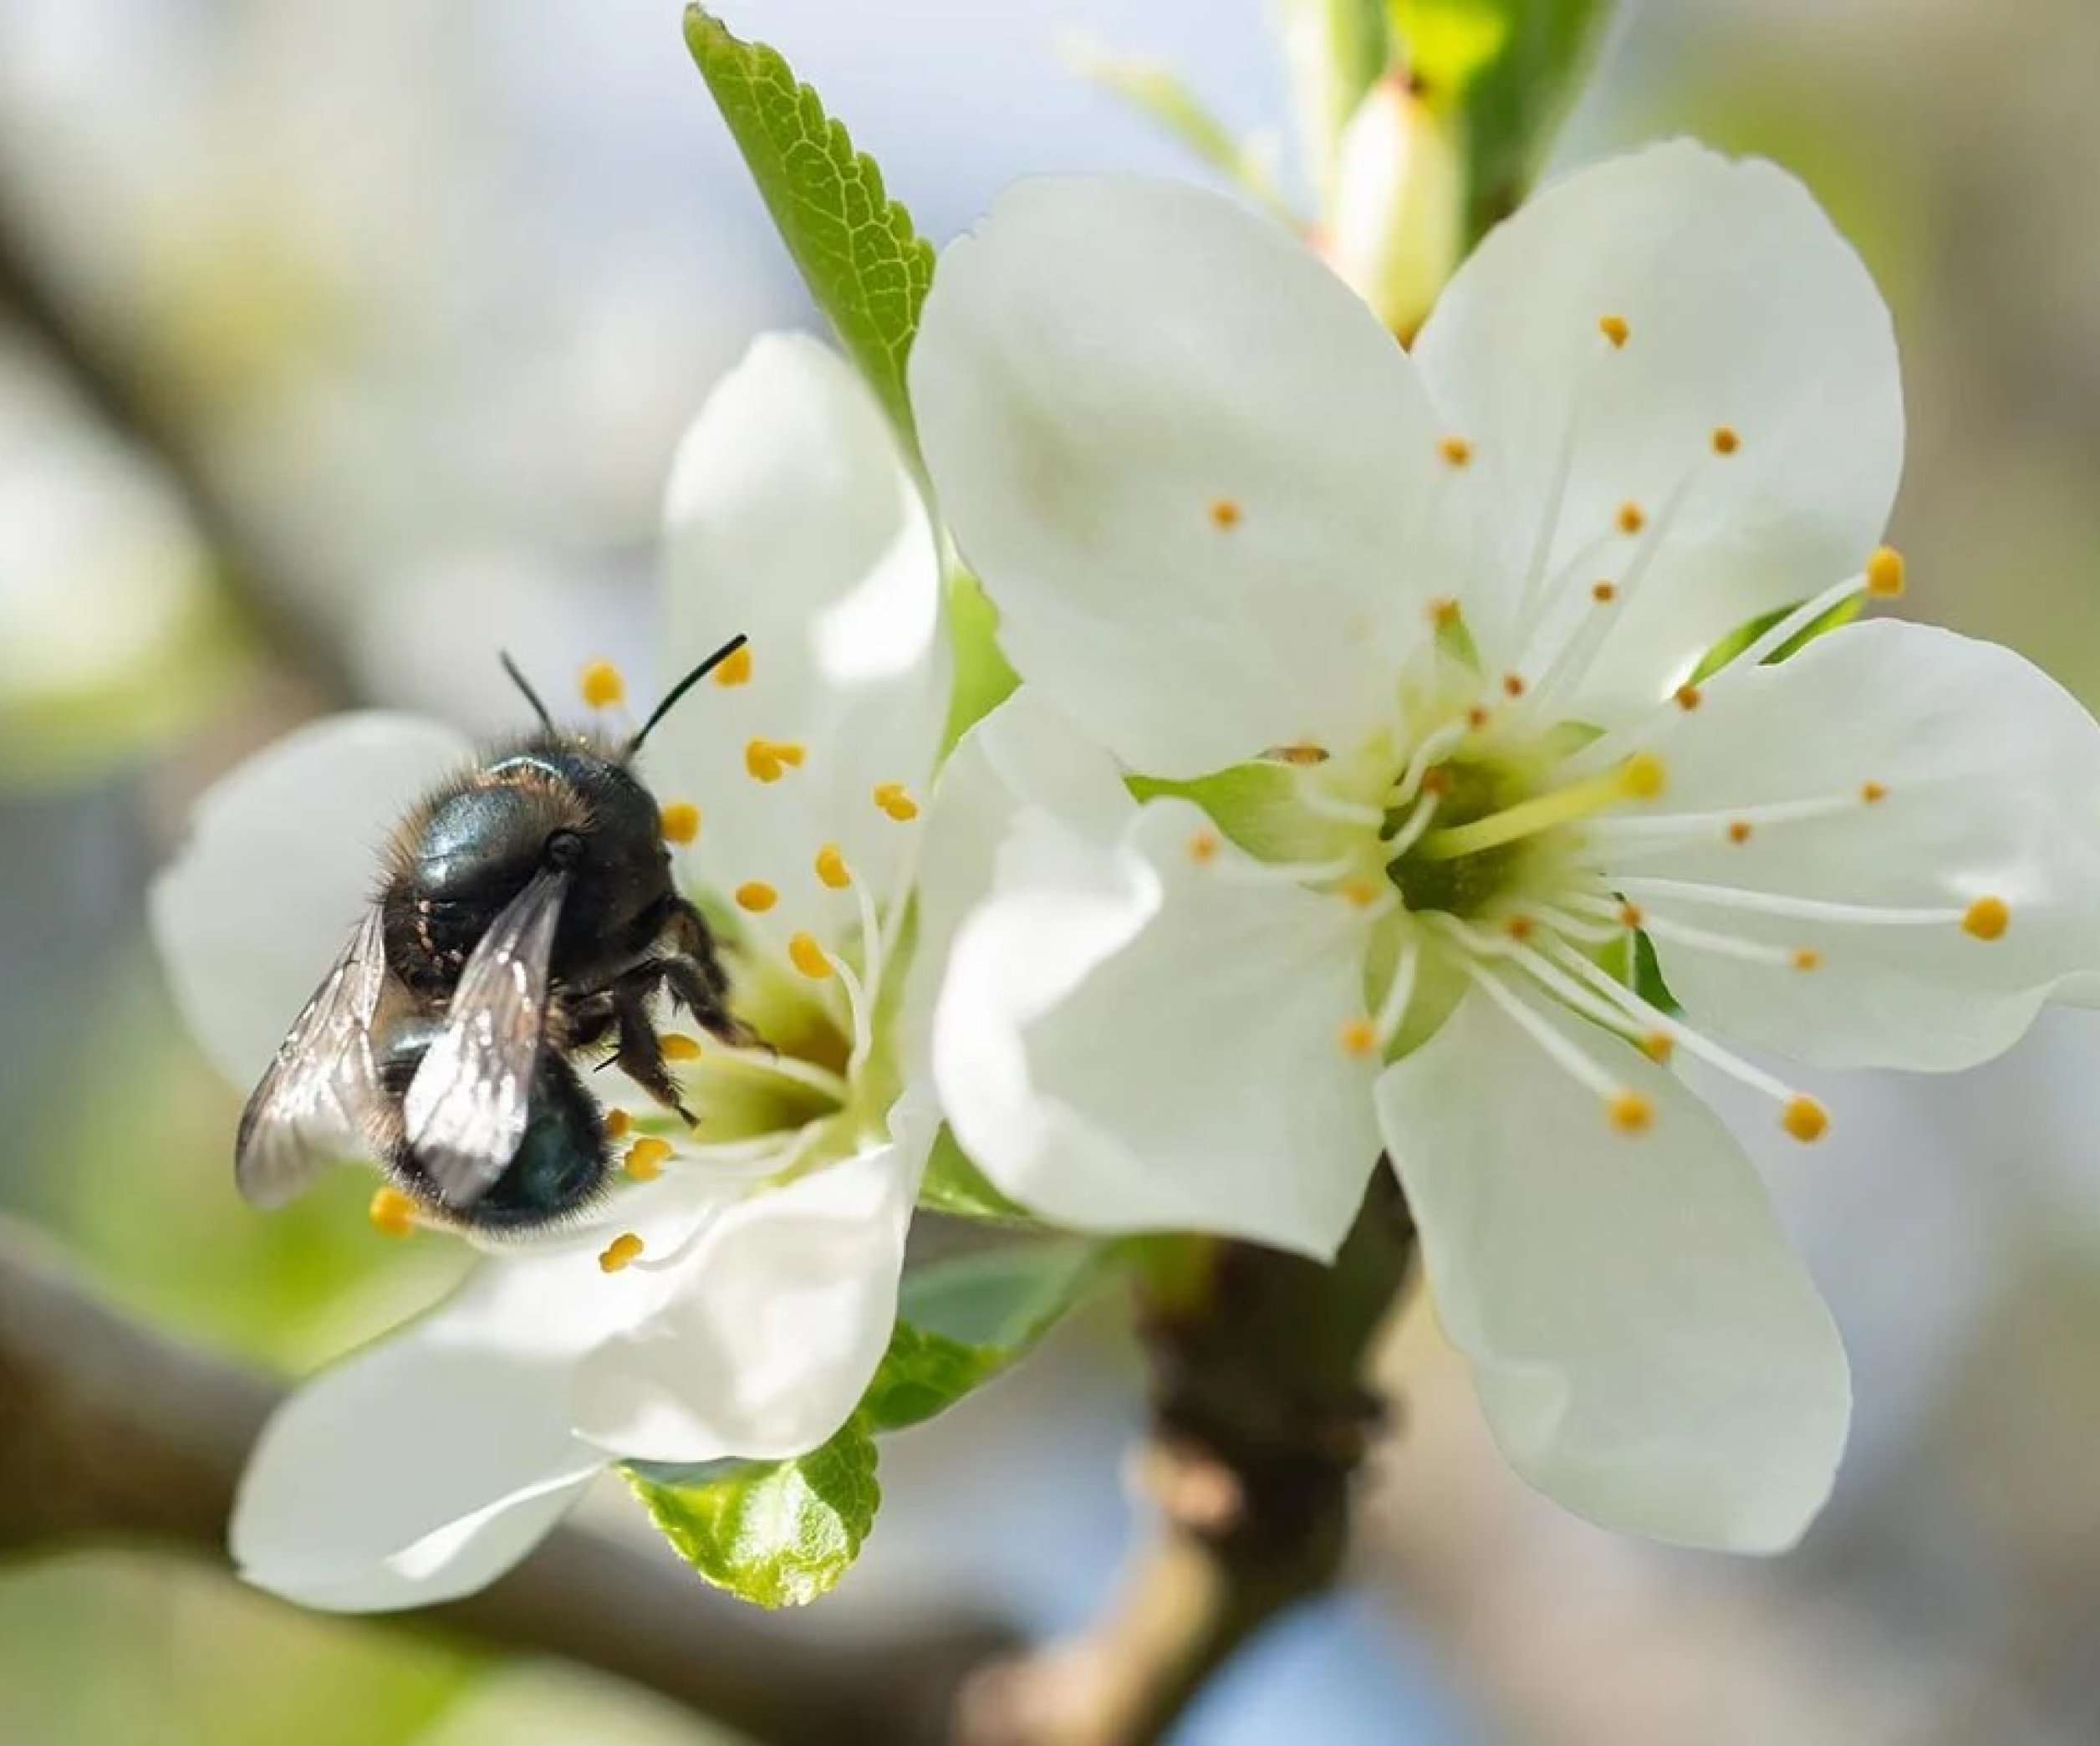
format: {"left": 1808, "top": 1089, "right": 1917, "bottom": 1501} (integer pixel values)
{"left": 706, "top": 1046, "right": 851, "bottom": 1103}
{"left": 1598, "top": 314, "right": 1631, "bottom": 349}
{"left": 1674, "top": 683, "right": 1702, "bottom": 710}
{"left": 604, "top": 1108, "right": 632, "bottom": 1141}
{"left": 1592, "top": 785, "right": 1889, "bottom": 844}
{"left": 1373, "top": 937, "right": 1421, "bottom": 1044}
{"left": 1617, "top": 502, "right": 1646, "bottom": 536}
{"left": 1338, "top": 1017, "right": 1380, "bottom": 1058}
{"left": 1727, "top": 820, "right": 1753, "bottom": 845}
{"left": 1439, "top": 436, "right": 1474, "bottom": 467}
{"left": 660, "top": 801, "right": 701, "bottom": 845}
{"left": 712, "top": 643, "right": 754, "bottom": 687}
{"left": 579, "top": 660, "right": 625, "bottom": 710}
{"left": 1501, "top": 672, "right": 1527, "bottom": 698}
{"left": 1464, "top": 962, "right": 1646, "bottom": 1131}
{"left": 745, "top": 738, "right": 807, "bottom": 783}
{"left": 624, "top": 1137, "right": 673, "bottom": 1182}
{"left": 1210, "top": 498, "right": 1243, "bottom": 528}
{"left": 788, "top": 932, "right": 833, "bottom": 979}
{"left": 1866, "top": 545, "right": 1905, "bottom": 598}
{"left": 660, "top": 1033, "right": 703, "bottom": 1062}
{"left": 1298, "top": 781, "right": 1387, "bottom": 829}
{"left": 814, "top": 843, "right": 852, "bottom": 889}
{"left": 369, "top": 1187, "right": 418, "bottom": 1238}
{"left": 1427, "top": 596, "right": 1462, "bottom": 630}
{"left": 1389, "top": 721, "right": 1468, "bottom": 808}
{"left": 1783, "top": 1096, "right": 1829, "bottom": 1141}
{"left": 1710, "top": 426, "right": 1741, "bottom": 456}
{"left": 1612, "top": 875, "right": 1977, "bottom": 930}
{"left": 873, "top": 781, "right": 920, "bottom": 821}
{"left": 832, "top": 957, "right": 875, "bottom": 1070}
{"left": 1211, "top": 853, "right": 1359, "bottom": 889}
{"left": 1592, "top": 580, "right": 1618, "bottom": 604}
{"left": 1634, "top": 911, "right": 1817, "bottom": 968}
{"left": 1384, "top": 792, "right": 1440, "bottom": 859}
{"left": 1963, "top": 896, "right": 2010, "bottom": 940}
{"left": 1861, "top": 781, "right": 1888, "bottom": 804}
{"left": 599, "top": 1232, "right": 646, "bottom": 1274}
{"left": 735, "top": 881, "right": 778, "bottom": 913}
{"left": 1187, "top": 830, "right": 1221, "bottom": 865}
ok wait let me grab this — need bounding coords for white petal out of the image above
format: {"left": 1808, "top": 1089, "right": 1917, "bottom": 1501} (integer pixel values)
{"left": 233, "top": 1179, "right": 727, "bottom": 1611}
{"left": 649, "top": 333, "right": 947, "bottom": 955}
{"left": 899, "top": 689, "right": 1134, "bottom": 1081}
{"left": 1376, "top": 983, "right": 1849, "bottom": 1550}
{"left": 1413, "top": 141, "right": 1902, "bottom": 715}
{"left": 1601, "top": 618, "right": 2100, "bottom": 1071}
{"left": 569, "top": 1105, "right": 933, "bottom": 1463}
{"left": 935, "top": 794, "right": 1382, "bottom": 1260}
{"left": 150, "top": 713, "right": 473, "bottom": 1087}
{"left": 912, "top": 176, "right": 1450, "bottom": 778}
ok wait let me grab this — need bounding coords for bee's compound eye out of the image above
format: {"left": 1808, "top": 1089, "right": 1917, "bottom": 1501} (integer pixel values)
{"left": 543, "top": 828, "right": 586, "bottom": 871}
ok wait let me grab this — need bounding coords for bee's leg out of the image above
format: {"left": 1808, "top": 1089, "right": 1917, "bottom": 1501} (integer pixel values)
{"left": 656, "top": 955, "right": 757, "bottom": 1048}
{"left": 663, "top": 897, "right": 735, "bottom": 1003}
{"left": 607, "top": 974, "right": 696, "bottom": 1127}
{"left": 555, "top": 989, "right": 617, "bottom": 1052}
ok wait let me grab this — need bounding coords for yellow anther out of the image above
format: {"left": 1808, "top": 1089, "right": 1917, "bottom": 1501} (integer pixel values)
{"left": 873, "top": 781, "right": 920, "bottom": 821}
{"left": 1782, "top": 1095, "right": 1829, "bottom": 1142}
{"left": 1187, "top": 830, "right": 1221, "bottom": 865}
{"left": 1619, "top": 753, "right": 1666, "bottom": 799}
{"left": 1274, "top": 743, "right": 1330, "bottom": 766}
{"left": 712, "top": 642, "right": 754, "bottom": 687}
{"left": 735, "top": 881, "right": 779, "bottom": 913}
{"left": 1792, "top": 947, "right": 1822, "bottom": 972}
{"left": 368, "top": 1187, "right": 418, "bottom": 1239}
{"left": 1427, "top": 597, "right": 1461, "bottom": 630}
{"left": 1607, "top": 1090, "right": 1653, "bottom": 1133}
{"left": 1674, "top": 683, "right": 1703, "bottom": 711}
{"left": 1504, "top": 916, "right": 1536, "bottom": 942}
{"left": 1210, "top": 497, "right": 1243, "bottom": 528}
{"left": 1339, "top": 877, "right": 1381, "bottom": 909}
{"left": 788, "top": 932, "right": 833, "bottom": 978}
{"left": 1640, "top": 1031, "right": 1674, "bottom": 1064}
{"left": 814, "top": 843, "right": 852, "bottom": 889}
{"left": 1598, "top": 314, "right": 1631, "bottom": 349}
{"left": 1711, "top": 426, "right": 1741, "bottom": 456}
{"left": 1866, "top": 545, "right": 1905, "bottom": 598}
{"left": 659, "top": 801, "right": 701, "bottom": 845}
{"left": 1963, "top": 896, "right": 2010, "bottom": 941}
{"left": 1617, "top": 501, "right": 1647, "bottom": 536}
{"left": 579, "top": 660, "right": 625, "bottom": 710}
{"left": 1501, "top": 672, "right": 1527, "bottom": 698}
{"left": 1618, "top": 902, "right": 1645, "bottom": 929}
{"left": 624, "top": 1136, "right": 673, "bottom": 1182}
{"left": 1439, "top": 436, "right": 1473, "bottom": 467}
{"left": 1860, "top": 781, "right": 1888, "bottom": 804}
{"left": 1338, "top": 1017, "right": 1379, "bottom": 1058}
{"left": 1464, "top": 703, "right": 1491, "bottom": 730}
{"left": 660, "top": 1033, "right": 703, "bottom": 1063}
{"left": 1591, "top": 579, "right": 1618, "bottom": 604}
{"left": 599, "top": 1233, "right": 646, "bottom": 1274}
{"left": 745, "top": 738, "right": 807, "bottom": 782}
{"left": 1727, "top": 819, "right": 1753, "bottom": 845}
{"left": 604, "top": 1107, "right": 632, "bottom": 1141}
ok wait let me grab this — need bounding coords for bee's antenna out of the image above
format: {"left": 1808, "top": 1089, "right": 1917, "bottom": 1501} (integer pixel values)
{"left": 627, "top": 633, "right": 751, "bottom": 756}
{"left": 498, "top": 651, "right": 558, "bottom": 733}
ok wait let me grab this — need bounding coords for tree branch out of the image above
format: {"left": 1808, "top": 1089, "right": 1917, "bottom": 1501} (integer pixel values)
{"left": 954, "top": 1173, "right": 1416, "bottom": 1746}
{"left": 0, "top": 191, "right": 358, "bottom": 703}
{"left": 0, "top": 1218, "right": 1008, "bottom": 1745}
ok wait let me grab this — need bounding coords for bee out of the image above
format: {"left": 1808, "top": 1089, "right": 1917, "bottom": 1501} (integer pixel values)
{"left": 234, "top": 635, "right": 749, "bottom": 1232}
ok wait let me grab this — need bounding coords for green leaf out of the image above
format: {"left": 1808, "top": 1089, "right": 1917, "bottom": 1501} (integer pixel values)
{"left": 1389, "top": 0, "right": 1613, "bottom": 239}
{"left": 1687, "top": 593, "right": 1863, "bottom": 687}
{"left": 866, "top": 1238, "right": 1113, "bottom": 1432}
{"left": 683, "top": 8, "right": 935, "bottom": 448}
{"left": 1278, "top": 0, "right": 1394, "bottom": 200}
{"left": 628, "top": 1415, "right": 879, "bottom": 1609}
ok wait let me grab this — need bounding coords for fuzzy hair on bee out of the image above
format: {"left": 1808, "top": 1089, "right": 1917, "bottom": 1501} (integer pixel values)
{"left": 235, "top": 635, "right": 751, "bottom": 1233}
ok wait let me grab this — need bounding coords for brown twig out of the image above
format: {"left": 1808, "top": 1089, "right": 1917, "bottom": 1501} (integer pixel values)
{"left": 0, "top": 191, "right": 357, "bottom": 704}
{"left": 0, "top": 1218, "right": 1009, "bottom": 1746}
{"left": 953, "top": 1173, "right": 1417, "bottom": 1746}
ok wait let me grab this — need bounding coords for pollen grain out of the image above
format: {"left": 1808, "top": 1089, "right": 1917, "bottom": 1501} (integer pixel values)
{"left": 660, "top": 1033, "right": 703, "bottom": 1062}
{"left": 712, "top": 642, "right": 754, "bottom": 687}
{"left": 1338, "top": 1017, "right": 1379, "bottom": 1058}
{"left": 1866, "top": 546, "right": 1906, "bottom": 598}
{"left": 1210, "top": 497, "right": 1243, "bottom": 529}
{"left": 734, "top": 881, "right": 779, "bottom": 913}
{"left": 1617, "top": 501, "right": 1647, "bottom": 536}
{"left": 1782, "top": 1096, "right": 1830, "bottom": 1142}
{"left": 624, "top": 1137, "right": 673, "bottom": 1182}
{"left": 599, "top": 1233, "right": 646, "bottom": 1274}
{"left": 873, "top": 781, "right": 920, "bottom": 821}
{"left": 368, "top": 1187, "right": 418, "bottom": 1239}
{"left": 814, "top": 843, "right": 852, "bottom": 889}
{"left": 788, "top": 932, "right": 833, "bottom": 978}
{"left": 1607, "top": 1090, "right": 1653, "bottom": 1133}
{"left": 659, "top": 801, "right": 701, "bottom": 845}
{"left": 1598, "top": 314, "right": 1631, "bottom": 349}
{"left": 579, "top": 660, "right": 625, "bottom": 710}
{"left": 1439, "top": 436, "right": 1474, "bottom": 467}
{"left": 1710, "top": 426, "right": 1741, "bottom": 456}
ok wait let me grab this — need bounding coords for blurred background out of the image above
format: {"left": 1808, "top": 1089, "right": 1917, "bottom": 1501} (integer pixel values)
{"left": 2, "top": 0, "right": 2097, "bottom": 1740}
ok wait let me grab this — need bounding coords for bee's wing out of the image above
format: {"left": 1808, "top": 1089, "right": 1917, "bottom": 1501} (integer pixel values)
{"left": 401, "top": 865, "right": 569, "bottom": 1208}
{"left": 235, "top": 907, "right": 390, "bottom": 1208}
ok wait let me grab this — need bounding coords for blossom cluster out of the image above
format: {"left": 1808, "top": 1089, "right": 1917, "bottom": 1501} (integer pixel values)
{"left": 155, "top": 140, "right": 2100, "bottom": 1606}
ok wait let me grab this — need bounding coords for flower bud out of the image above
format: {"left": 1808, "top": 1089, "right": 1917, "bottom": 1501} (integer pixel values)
{"left": 1320, "top": 76, "right": 1465, "bottom": 340}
